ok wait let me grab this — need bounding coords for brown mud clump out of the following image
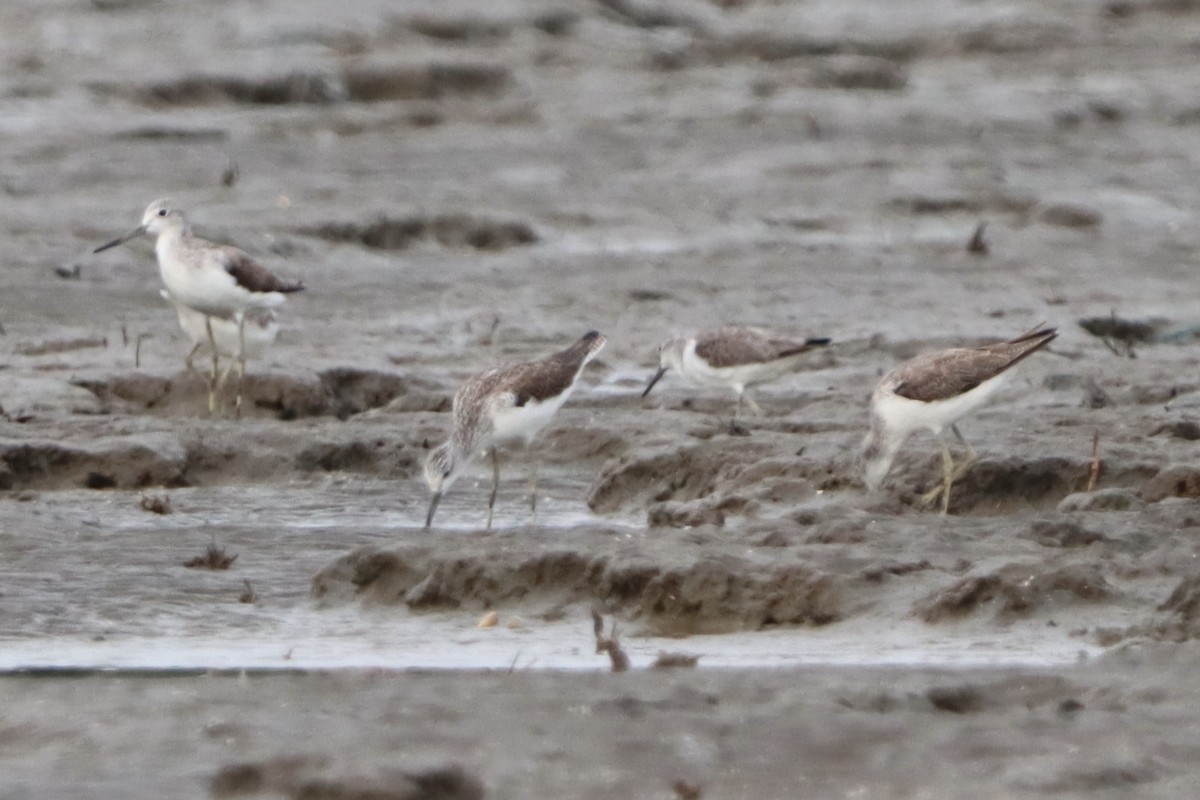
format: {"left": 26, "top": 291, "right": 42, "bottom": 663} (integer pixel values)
{"left": 312, "top": 528, "right": 843, "bottom": 635}
{"left": 916, "top": 563, "right": 1111, "bottom": 622}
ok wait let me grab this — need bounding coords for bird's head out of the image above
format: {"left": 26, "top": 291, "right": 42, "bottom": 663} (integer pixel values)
{"left": 423, "top": 441, "right": 467, "bottom": 528}
{"left": 93, "top": 197, "right": 186, "bottom": 254}
{"left": 141, "top": 198, "right": 186, "bottom": 236}
{"left": 642, "top": 337, "right": 687, "bottom": 398}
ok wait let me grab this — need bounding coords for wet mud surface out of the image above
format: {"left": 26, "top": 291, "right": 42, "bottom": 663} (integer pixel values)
{"left": 6, "top": 0, "right": 1200, "bottom": 796}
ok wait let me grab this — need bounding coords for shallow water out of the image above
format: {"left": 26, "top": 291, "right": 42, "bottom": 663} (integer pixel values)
{"left": 1, "top": 479, "right": 1107, "bottom": 674}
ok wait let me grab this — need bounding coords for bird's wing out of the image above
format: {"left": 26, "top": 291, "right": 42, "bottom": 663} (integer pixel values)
{"left": 505, "top": 360, "right": 577, "bottom": 407}
{"left": 891, "top": 328, "right": 1056, "bottom": 403}
{"left": 695, "top": 327, "right": 818, "bottom": 366}
{"left": 215, "top": 246, "right": 305, "bottom": 294}
{"left": 889, "top": 349, "right": 1012, "bottom": 402}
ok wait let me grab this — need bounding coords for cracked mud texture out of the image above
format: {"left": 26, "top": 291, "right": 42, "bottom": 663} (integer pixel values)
{"left": 6, "top": 0, "right": 1200, "bottom": 797}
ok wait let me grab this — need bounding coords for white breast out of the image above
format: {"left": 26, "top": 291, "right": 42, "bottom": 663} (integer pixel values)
{"left": 489, "top": 382, "right": 577, "bottom": 445}
{"left": 156, "top": 236, "right": 285, "bottom": 316}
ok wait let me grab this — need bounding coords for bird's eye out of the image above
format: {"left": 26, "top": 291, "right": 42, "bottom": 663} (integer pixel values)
{"left": 442, "top": 469, "right": 451, "bottom": 479}
{"left": 157, "top": 208, "right": 168, "bottom": 217}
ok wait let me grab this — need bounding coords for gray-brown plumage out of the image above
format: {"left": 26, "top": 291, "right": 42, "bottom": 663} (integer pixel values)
{"left": 643, "top": 325, "right": 831, "bottom": 418}
{"left": 861, "top": 325, "right": 1058, "bottom": 513}
{"left": 890, "top": 327, "right": 1057, "bottom": 403}
{"left": 223, "top": 250, "right": 306, "bottom": 295}
{"left": 424, "top": 331, "right": 607, "bottom": 529}
{"left": 693, "top": 326, "right": 831, "bottom": 368}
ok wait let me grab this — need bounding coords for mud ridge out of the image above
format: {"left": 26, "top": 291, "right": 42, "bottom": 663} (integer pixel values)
{"left": 72, "top": 368, "right": 444, "bottom": 420}
{"left": 300, "top": 213, "right": 537, "bottom": 252}
{"left": 311, "top": 528, "right": 843, "bottom": 635}
{"left": 93, "top": 62, "right": 510, "bottom": 107}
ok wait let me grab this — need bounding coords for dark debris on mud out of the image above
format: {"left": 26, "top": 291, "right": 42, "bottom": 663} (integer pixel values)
{"left": 95, "top": 62, "right": 510, "bottom": 107}
{"left": 210, "top": 756, "right": 484, "bottom": 800}
{"left": 300, "top": 213, "right": 537, "bottom": 252}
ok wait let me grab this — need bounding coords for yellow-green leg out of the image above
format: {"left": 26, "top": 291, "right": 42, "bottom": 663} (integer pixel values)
{"left": 233, "top": 313, "right": 247, "bottom": 420}
{"left": 920, "top": 426, "right": 978, "bottom": 514}
{"left": 204, "top": 317, "right": 221, "bottom": 414}
{"left": 486, "top": 446, "right": 500, "bottom": 530}
{"left": 184, "top": 342, "right": 202, "bottom": 374}
{"left": 529, "top": 459, "right": 539, "bottom": 528}
{"left": 919, "top": 440, "right": 956, "bottom": 514}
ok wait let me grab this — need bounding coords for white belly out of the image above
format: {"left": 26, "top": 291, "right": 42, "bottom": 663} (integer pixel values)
{"left": 489, "top": 389, "right": 572, "bottom": 445}
{"left": 874, "top": 370, "right": 1012, "bottom": 438}
{"left": 163, "top": 292, "right": 278, "bottom": 359}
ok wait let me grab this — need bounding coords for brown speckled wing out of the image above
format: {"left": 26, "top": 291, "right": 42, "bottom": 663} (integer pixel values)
{"left": 451, "top": 331, "right": 605, "bottom": 443}
{"left": 892, "top": 327, "right": 1056, "bottom": 403}
{"left": 220, "top": 248, "right": 305, "bottom": 294}
{"left": 510, "top": 331, "right": 605, "bottom": 406}
{"left": 694, "top": 327, "right": 811, "bottom": 368}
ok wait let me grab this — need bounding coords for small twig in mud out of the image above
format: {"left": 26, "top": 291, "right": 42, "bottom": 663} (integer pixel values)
{"left": 1086, "top": 431, "right": 1101, "bottom": 492}
{"left": 967, "top": 221, "right": 988, "bottom": 255}
{"left": 239, "top": 580, "right": 256, "bottom": 604}
{"left": 476, "top": 314, "right": 501, "bottom": 347}
{"left": 507, "top": 652, "right": 522, "bottom": 674}
{"left": 139, "top": 494, "right": 172, "bottom": 515}
{"left": 591, "top": 609, "right": 630, "bottom": 672}
{"left": 120, "top": 323, "right": 129, "bottom": 347}
{"left": 672, "top": 780, "right": 703, "bottom": 800}
{"left": 135, "top": 333, "right": 148, "bottom": 368}
{"left": 221, "top": 159, "right": 240, "bottom": 188}
{"left": 184, "top": 540, "right": 237, "bottom": 570}
{"left": 652, "top": 651, "right": 700, "bottom": 670}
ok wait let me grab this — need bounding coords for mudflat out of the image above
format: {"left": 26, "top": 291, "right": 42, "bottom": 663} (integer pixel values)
{"left": 4, "top": 0, "right": 1200, "bottom": 797}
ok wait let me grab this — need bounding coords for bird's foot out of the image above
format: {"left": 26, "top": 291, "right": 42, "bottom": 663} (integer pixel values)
{"left": 726, "top": 418, "right": 752, "bottom": 437}
{"left": 918, "top": 483, "right": 950, "bottom": 514}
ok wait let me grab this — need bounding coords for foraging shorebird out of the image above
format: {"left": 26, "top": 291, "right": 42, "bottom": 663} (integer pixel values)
{"left": 94, "top": 199, "right": 304, "bottom": 415}
{"left": 424, "top": 331, "right": 607, "bottom": 529}
{"left": 860, "top": 325, "right": 1057, "bottom": 513}
{"left": 159, "top": 289, "right": 279, "bottom": 375}
{"left": 642, "top": 326, "right": 831, "bottom": 422}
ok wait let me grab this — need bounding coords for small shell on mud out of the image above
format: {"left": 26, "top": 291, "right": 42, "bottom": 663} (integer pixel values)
{"left": 476, "top": 610, "right": 499, "bottom": 628}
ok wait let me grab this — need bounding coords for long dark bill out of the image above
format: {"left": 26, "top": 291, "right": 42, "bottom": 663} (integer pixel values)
{"left": 93, "top": 225, "right": 147, "bottom": 254}
{"left": 642, "top": 366, "right": 668, "bottom": 398}
{"left": 424, "top": 491, "right": 443, "bottom": 529}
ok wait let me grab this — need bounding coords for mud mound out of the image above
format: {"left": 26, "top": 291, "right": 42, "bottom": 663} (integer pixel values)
{"left": 311, "top": 528, "right": 842, "bottom": 635}
{"left": 301, "top": 213, "right": 537, "bottom": 252}
{"left": 72, "top": 368, "right": 440, "bottom": 420}
{"left": 1136, "top": 573, "right": 1200, "bottom": 642}
{"left": 915, "top": 562, "right": 1112, "bottom": 622}
{"left": 646, "top": 499, "right": 727, "bottom": 528}
{"left": 1139, "top": 464, "right": 1200, "bottom": 503}
{"left": 586, "top": 441, "right": 774, "bottom": 514}
{"left": 95, "top": 62, "right": 510, "bottom": 107}
{"left": 1024, "top": 518, "right": 1107, "bottom": 548}
{"left": 933, "top": 456, "right": 1082, "bottom": 514}
{"left": 211, "top": 756, "right": 483, "bottom": 800}
{"left": 296, "top": 438, "right": 418, "bottom": 476}
{"left": 0, "top": 433, "right": 186, "bottom": 491}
